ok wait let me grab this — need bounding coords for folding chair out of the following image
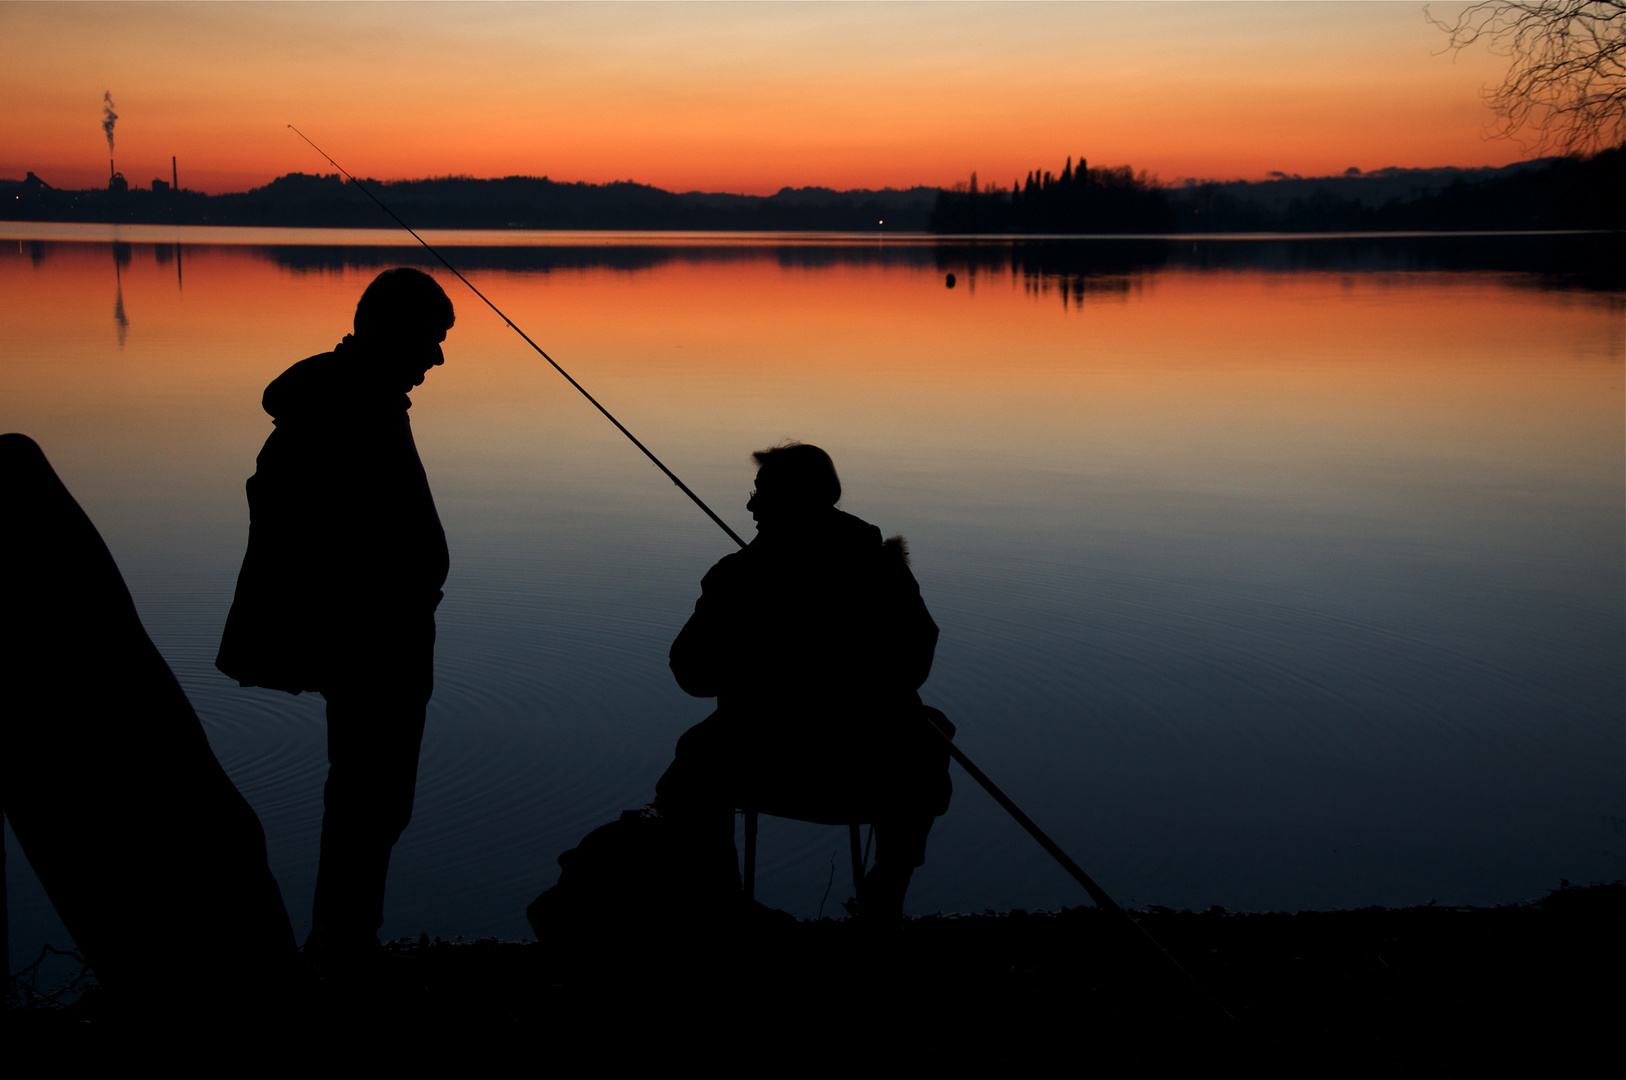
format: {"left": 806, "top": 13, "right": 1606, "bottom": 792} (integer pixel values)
{"left": 741, "top": 808, "right": 867, "bottom": 905}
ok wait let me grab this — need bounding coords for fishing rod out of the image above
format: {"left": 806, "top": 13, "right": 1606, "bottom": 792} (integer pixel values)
{"left": 289, "top": 126, "right": 1230, "bottom": 1019}
{"left": 287, "top": 125, "right": 745, "bottom": 549}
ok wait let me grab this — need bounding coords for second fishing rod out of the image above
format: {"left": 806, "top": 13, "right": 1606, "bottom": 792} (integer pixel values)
{"left": 288, "top": 125, "right": 1230, "bottom": 1019}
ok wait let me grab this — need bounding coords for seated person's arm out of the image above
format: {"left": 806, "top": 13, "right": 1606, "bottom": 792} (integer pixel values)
{"left": 895, "top": 579, "right": 939, "bottom": 691}
{"left": 669, "top": 565, "right": 729, "bottom": 697}
{"left": 884, "top": 541, "right": 939, "bottom": 691}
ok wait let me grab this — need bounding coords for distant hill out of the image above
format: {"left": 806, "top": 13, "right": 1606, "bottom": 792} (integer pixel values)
{"left": 1165, "top": 151, "right": 1623, "bottom": 232}
{"left": 3, "top": 150, "right": 1620, "bottom": 232}
{"left": 0, "top": 171, "right": 937, "bottom": 231}
{"left": 1185, "top": 160, "right": 1558, "bottom": 212}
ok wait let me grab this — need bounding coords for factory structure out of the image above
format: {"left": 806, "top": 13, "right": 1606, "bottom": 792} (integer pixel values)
{"left": 107, "top": 155, "right": 179, "bottom": 194}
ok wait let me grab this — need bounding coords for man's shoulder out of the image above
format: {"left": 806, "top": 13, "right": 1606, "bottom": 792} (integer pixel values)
{"left": 262, "top": 350, "right": 342, "bottom": 421}
{"left": 830, "top": 509, "right": 884, "bottom": 546}
{"left": 712, "top": 511, "right": 887, "bottom": 577}
{"left": 700, "top": 547, "right": 750, "bottom": 586}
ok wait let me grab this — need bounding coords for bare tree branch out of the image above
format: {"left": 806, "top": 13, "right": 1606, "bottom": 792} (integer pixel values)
{"left": 1429, "top": 0, "right": 1625, "bottom": 155}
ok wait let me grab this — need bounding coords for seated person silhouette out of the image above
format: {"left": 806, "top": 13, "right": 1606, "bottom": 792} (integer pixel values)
{"left": 0, "top": 433, "right": 297, "bottom": 1017}
{"left": 215, "top": 267, "right": 454, "bottom": 964}
{"left": 654, "top": 442, "right": 951, "bottom": 924}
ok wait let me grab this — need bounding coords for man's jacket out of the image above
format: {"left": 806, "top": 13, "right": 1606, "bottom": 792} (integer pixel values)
{"left": 216, "top": 338, "right": 449, "bottom": 694}
{"left": 669, "top": 507, "right": 938, "bottom": 730}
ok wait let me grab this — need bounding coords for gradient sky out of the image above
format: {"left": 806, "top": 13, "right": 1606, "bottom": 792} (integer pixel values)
{"left": 2, "top": 1, "right": 1521, "bottom": 195}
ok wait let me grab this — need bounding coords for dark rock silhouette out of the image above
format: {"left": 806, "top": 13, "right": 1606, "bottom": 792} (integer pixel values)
{"left": 217, "top": 267, "right": 454, "bottom": 961}
{"left": 654, "top": 443, "right": 951, "bottom": 924}
{"left": 0, "top": 433, "right": 297, "bottom": 1015}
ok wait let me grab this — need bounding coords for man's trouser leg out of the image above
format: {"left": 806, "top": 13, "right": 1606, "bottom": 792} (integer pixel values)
{"left": 859, "top": 813, "right": 935, "bottom": 924}
{"left": 311, "top": 686, "right": 428, "bottom": 950}
{"left": 859, "top": 711, "right": 952, "bottom": 924}
{"left": 654, "top": 711, "right": 743, "bottom": 894}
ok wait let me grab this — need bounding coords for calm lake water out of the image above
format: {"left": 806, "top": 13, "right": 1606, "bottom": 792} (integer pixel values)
{"left": 3, "top": 225, "right": 1622, "bottom": 960}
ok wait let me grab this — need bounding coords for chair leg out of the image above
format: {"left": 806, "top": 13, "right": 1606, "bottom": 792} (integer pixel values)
{"left": 849, "top": 823, "right": 864, "bottom": 894}
{"left": 743, "top": 809, "right": 758, "bottom": 903}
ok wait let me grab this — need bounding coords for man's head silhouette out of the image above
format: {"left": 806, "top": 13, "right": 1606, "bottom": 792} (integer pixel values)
{"left": 352, "top": 268, "right": 456, "bottom": 392}
{"left": 747, "top": 442, "right": 841, "bottom": 526}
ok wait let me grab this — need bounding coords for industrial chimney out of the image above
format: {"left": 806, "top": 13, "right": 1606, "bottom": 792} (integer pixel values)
{"left": 172, "top": 156, "right": 177, "bottom": 192}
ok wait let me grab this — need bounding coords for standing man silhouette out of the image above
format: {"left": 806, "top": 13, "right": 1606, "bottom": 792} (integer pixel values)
{"left": 218, "top": 267, "right": 454, "bottom": 965}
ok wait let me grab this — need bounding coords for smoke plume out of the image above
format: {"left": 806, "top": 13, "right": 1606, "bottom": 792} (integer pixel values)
{"left": 102, "top": 91, "right": 118, "bottom": 154}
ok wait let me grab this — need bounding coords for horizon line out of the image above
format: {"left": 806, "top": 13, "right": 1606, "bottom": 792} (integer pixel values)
{"left": 4, "top": 156, "right": 1558, "bottom": 200}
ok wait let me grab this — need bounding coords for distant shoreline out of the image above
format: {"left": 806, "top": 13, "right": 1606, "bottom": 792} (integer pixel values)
{"left": 5, "top": 147, "right": 1619, "bottom": 233}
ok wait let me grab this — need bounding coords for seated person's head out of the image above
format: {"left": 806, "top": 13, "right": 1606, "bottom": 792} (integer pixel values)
{"left": 353, "top": 268, "right": 456, "bottom": 389}
{"left": 748, "top": 442, "right": 841, "bottom": 524}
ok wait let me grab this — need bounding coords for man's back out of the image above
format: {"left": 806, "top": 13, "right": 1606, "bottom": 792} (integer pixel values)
{"left": 217, "top": 344, "right": 448, "bottom": 694}
{"left": 654, "top": 443, "right": 951, "bottom": 921}
{"left": 670, "top": 507, "right": 936, "bottom": 727}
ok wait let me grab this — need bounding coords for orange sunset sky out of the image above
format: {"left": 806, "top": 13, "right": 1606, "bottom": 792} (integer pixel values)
{"left": 2, "top": 1, "right": 1523, "bottom": 196}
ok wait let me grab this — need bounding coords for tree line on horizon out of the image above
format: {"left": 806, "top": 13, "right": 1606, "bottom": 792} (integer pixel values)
{"left": 928, "top": 146, "right": 1622, "bottom": 233}
{"left": 930, "top": 157, "right": 1171, "bottom": 233}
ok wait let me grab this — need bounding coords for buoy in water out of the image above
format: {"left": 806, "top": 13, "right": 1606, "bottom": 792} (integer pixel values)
{"left": 945, "top": 273, "right": 956, "bottom": 289}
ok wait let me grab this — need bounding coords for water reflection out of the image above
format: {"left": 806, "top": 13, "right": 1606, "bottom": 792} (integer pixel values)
{"left": 152, "top": 241, "right": 183, "bottom": 294}
{"left": 15, "top": 230, "right": 1621, "bottom": 356}
{"left": 10, "top": 230, "right": 1621, "bottom": 291}
{"left": 111, "top": 241, "right": 130, "bottom": 348}
{"left": 1, "top": 229, "right": 1621, "bottom": 961}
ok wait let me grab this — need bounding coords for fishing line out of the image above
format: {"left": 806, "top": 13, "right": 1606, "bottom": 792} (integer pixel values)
{"left": 288, "top": 126, "right": 1231, "bottom": 1019}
